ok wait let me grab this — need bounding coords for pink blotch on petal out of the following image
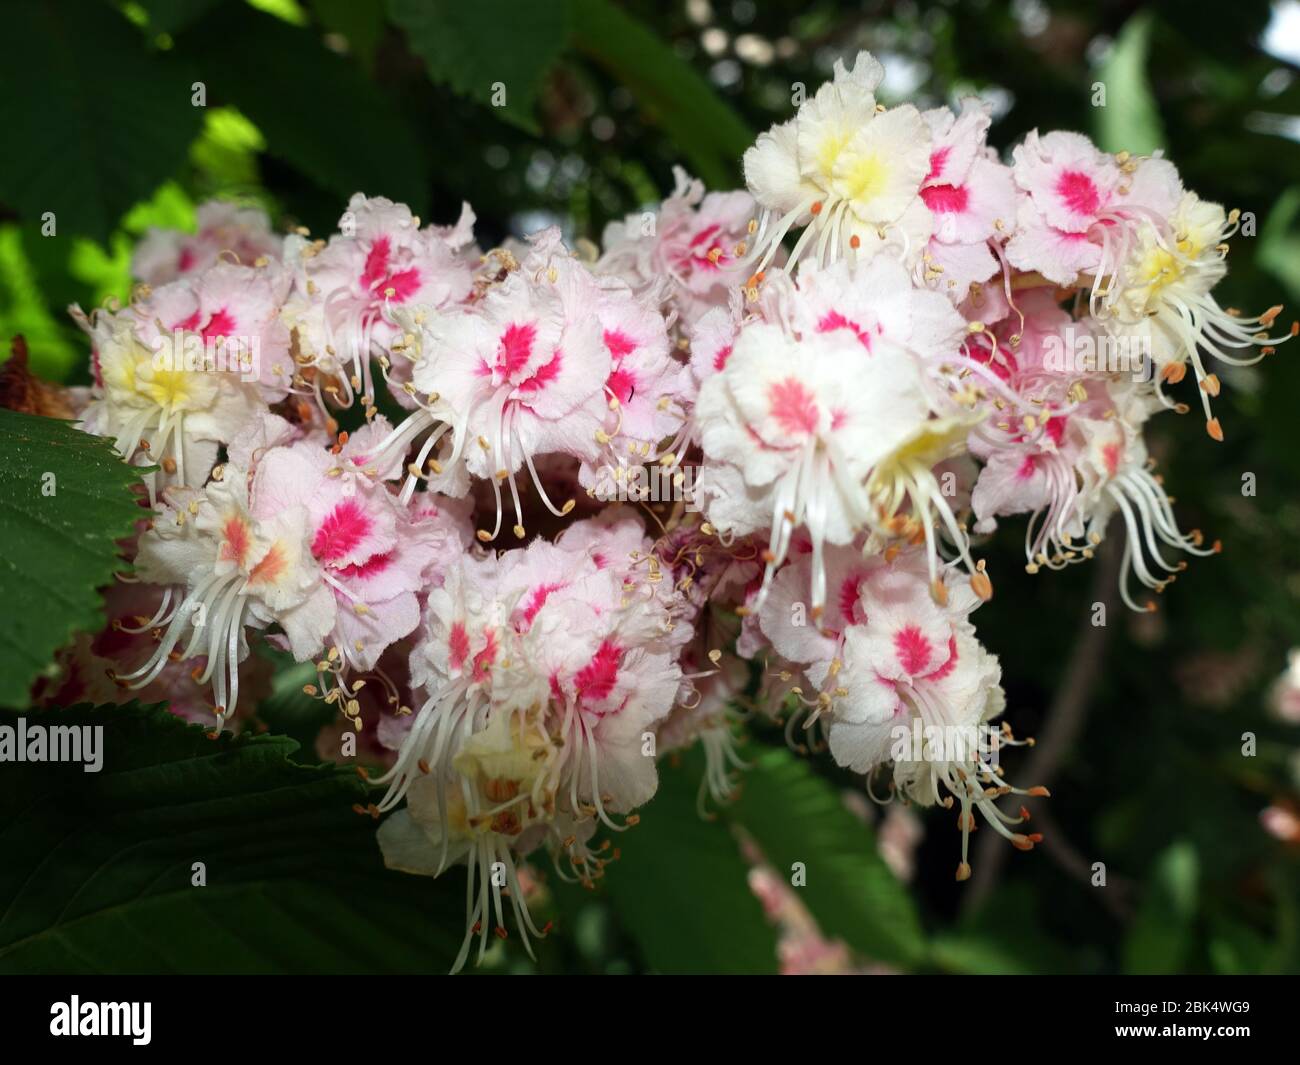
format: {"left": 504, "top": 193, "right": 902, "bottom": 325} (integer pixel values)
{"left": 920, "top": 184, "right": 970, "bottom": 215}
{"left": 360, "top": 237, "right": 392, "bottom": 291}
{"left": 1055, "top": 170, "right": 1102, "bottom": 217}
{"left": 817, "top": 310, "right": 871, "bottom": 351}
{"left": 767, "top": 377, "right": 821, "bottom": 435}
{"left": 602, "top": 329, "right": 637, "bottom": 359}
{"left": 518, "top": 582, "right": 566, "bottom": 630}
{"left": 575, "top": 639, "right": 623, "bottom": 703}
{"left": 334, "top": 550, "right": 394, "bottom": 581}
{"left": 1102, "top": 441, "right": 1121, "bottom": 477}
{"left": 606, "top": 367, "right": 637, "bottom": 404}
{"left": 472, "top": 628, "right": 498, "bottom": 681}
{"left": 921, "top": 635, "right": 960, "bottom": 682}
{"left": 517, "top": 349, "right": 562, "bottom": 395}
{"left": 837, "top": 575, "right": 864, "bottom": 627}
{"left": 311, "top": 498, "right": 373, "bottom": 562}
{"left": 925, "top": 146, "right": 951, "bottom": 185}
{"left": 497, "top": 322, "right": 537, "bottom": 377}
{"left": 893, "top": 624, "right": 934, "bottom": 676}
{"left": 448, "top": 621, "right": 470, "bottom": 672}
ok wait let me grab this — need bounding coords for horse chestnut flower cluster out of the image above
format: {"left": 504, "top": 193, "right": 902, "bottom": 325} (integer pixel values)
{"left": 49, "top": 52, "right": 1289, "bottom": 970}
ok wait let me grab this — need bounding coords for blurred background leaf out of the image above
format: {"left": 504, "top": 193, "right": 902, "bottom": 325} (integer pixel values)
{"left": 598, "top": 750, "right": 779, "bottom": 974}
{"left": 728, "top": 745, "right": 926, "bottom": 968}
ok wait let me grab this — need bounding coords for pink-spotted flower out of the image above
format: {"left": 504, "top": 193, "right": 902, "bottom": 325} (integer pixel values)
{"left": 758, "top": 543, "right": 1042, "bottom": 880}
{"left": 124, "top": 463, "right": 336, "bottom": 726}
{"left": 598, "top": 166, "right": 757, "bottom": 326}
{"left": 132, "top": 200, "right": 283, "bottom": 287}
{"left": 373, "top": 228, "right": 614, "bottom": 540}
{"left": 695, "top": 318, "right": 932, "bottom": 617}
{"left": 375, "top": 514, "right": 686, "bottom": 970}
{"left": 282, "top": 193, "right": 475, "bottom": 413}
{"left": 918, "top": 99, "right": 1017, "bottom": 300}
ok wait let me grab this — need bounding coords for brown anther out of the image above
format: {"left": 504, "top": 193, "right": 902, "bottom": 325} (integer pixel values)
{"left": 1027, "top": 785, "right": 1051, "bottom": 797}
{"left": 849, "top": 235, "right": 861, "bottom": 249}
{"left": 1206, "top": 417, "right": 1224, "bottom": 442}
{"left": 1201, "top": 373, "right": 1221, "bottom": 396}
{"left": 1160, "top": 362, "right": 1186, "bottom": 384}
{"left": 955, "top": 862, "right": 972, "bottom": 882}
{"left": 810, "top": 200, "right": 823, "bottom": 215}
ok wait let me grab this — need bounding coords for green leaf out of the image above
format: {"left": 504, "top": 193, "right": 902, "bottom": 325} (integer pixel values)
{"left": 0, "top": 702, "right": 465, "bottom": 973}
{"left": 1122, "top": 839, "right": 1199, "bottom": 974}
{"left": 0, "top": 1, "right": 203, "bottom": 244}
{"left": 570, "top": 0, "right": 753, "bottom": 190}
{"left": 134, "top": 0, "right": 227, "bottom": 36}
{"left": 1094, "top": 11, "right": 1166, "bottom": 155}
{"left": 174, "top": 5, "right": 430, "bottom": 216}
{"left": 388, "top": 0, "right": 570, "bottom": 135}
{"left": 728, "top": 746, "right": 927, "bottom": 968}
{"left": 0, "top": 411, "right": 145, "bottom": 708}
{"left": 599, "top": 750, "right": 778, "bottom": 973}
{"left": 1258, "top": 186, "right": 1300, "bottom": 304}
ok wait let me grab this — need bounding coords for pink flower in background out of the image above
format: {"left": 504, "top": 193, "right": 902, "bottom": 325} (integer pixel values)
{"left": 132, "top": 200, "right": 283, "bottom": 287}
